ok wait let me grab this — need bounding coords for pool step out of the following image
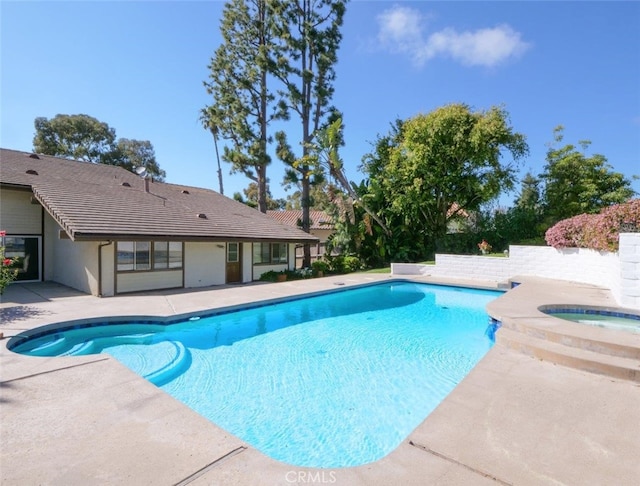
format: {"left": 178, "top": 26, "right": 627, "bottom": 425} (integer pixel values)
{"left": 22, "top": 336, "right": 69, "bottom": 356}
{"left": 60, "top": 340, "right": 95, "bottom": 356}
{"left": 143, "top": 341, "right": 192, "bottom": 387}
{"left": 499, "top": 318, "right": 640, "bottom": 360}
{"left": 496, "top": 327, "right": 640, "bottom": 383}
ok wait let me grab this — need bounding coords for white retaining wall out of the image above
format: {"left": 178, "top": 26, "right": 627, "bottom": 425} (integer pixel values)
{"left": 392, "top": 233, "right": 640, "bottom": 309}
{"left": 430, "top": 254, "right": 511, "bottom": 282}
{"left": 618, "top": 233, "right": 640, "bottom": 308}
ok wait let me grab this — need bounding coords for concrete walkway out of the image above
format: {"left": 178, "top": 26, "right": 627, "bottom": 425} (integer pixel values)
{"left": 1, "top": 275, "right": 639, "bottom": 485}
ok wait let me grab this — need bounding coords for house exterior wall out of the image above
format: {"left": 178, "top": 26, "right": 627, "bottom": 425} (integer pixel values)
{"left": 43, "top": 210, "right": 101, "bottom": 295}
{"left": 43, "top": 213, "right": 115, "bottom": 296}
{"left": 289, "top": 242, "right": 296, "bottom": 269}
{"left": 184, "top": 242, "right": 226, "bottom": 288}
{"left": 0, "top": 188, "right": 41, "bottom": 234}
{"left": 50, "top": 234, "right": 100, "bottom": 295}
{"left": 100, "top": 243, "right": 115, "bottom": 297}
{"left": 117, "top": 270, "right": 183, "bottom": 294}
{"left": 311, "top": 228, "right": 333, "bottom": 242}
{"left": 43, "top": 212, "right": 57, "bottom": 281}
{"left": 242, "top": 242, "right": 252, "bottom": 283}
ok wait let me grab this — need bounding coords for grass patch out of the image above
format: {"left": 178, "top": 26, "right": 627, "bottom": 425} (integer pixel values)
{"left": 361, "top": 267, "right": 391, "bottom": 274}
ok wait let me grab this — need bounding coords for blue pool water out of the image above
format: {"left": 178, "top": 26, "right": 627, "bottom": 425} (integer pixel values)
{"left": 10, "top": 282, "right": 501, "bottom": 467}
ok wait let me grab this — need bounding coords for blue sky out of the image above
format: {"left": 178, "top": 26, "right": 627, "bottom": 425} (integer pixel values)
{"left": 2, "top": 1, "right": 639, "bottom": 206}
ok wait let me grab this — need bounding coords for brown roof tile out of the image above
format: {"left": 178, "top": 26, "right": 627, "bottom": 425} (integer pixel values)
{"left": 266, "top": 210, "right": 334, "bottom": 230}
{"left": 0, "top": 148, "right": 318, "bottom": 243}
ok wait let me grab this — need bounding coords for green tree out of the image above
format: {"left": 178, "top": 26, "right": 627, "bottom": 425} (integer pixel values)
{"left": 33, "top": 114, "right": 165, "bottom": 179}
{"left": 111, "top": 139, "right": 166, "bottom": 181}
{"left": 541, "top": 126, "right": 635, "bottom": 222}
{"left": 203, "top": 0, "right": 285, "bottom": 213}
{"left": 368, "top": 104, "right": 528, "bottom": 256}
{"left": 33, "top": 114, "right": 116, "bottom": 163}
{"left": 311, "top": 117, "right": 391, "bottom": 236}
{"left": 515, "top": 172, "right": 542, "bottom": 210}
{"left": 272, "top": 0, "right": 347, "bottom": 267}
{"left": 234, "top": 182, "right": 286, "bottom": 209}
{"left": 284, "top": 179, "right": 331, "bottom": 210}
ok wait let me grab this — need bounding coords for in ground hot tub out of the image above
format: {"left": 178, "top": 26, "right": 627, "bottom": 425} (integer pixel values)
{"left": 541, "top": 306, "right": 640, "bottom": 334}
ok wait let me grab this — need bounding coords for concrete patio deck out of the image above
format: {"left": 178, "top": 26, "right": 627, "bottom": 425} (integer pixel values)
{"left": 1, "top": 275, "right": 639, "bottom": 485}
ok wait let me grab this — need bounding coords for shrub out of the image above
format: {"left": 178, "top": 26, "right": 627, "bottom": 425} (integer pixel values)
{"left": 311, "top": 260, "right": 330, "bottom": 273}
{"left": 258, "top": 270, "right": 280, "bottom": 282}
{"left": 293, "top": 268, "right": 313, "bottom": 279}
{"left": 545, "top": 199, "right": 640, "bottom": 251}
{"left": 477, "top": 239, "right": 492, "bottom": 254}
{"left": 322, "top": 255, "right": 362, "bottom": 274}
{"left": 342, "top": 256, "right": 362, "bottom": 273}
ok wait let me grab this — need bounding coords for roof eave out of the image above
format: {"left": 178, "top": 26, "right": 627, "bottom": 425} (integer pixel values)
{"left": 70, "top": 233, "right": 320, "bottom": 243}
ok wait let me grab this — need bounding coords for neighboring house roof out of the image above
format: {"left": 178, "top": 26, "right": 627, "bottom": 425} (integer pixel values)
{"left": 447, "top": 202, "right": 469, "bottom": 219}
{"left": 0, "top": 148, "right": 318, "bottom": 243}
{"left": 267, "top": 210, "right": 334, "bottom": 231}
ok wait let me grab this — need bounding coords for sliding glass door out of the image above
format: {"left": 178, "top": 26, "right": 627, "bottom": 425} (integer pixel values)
{"left": 3, "top": 236, "right": 40, "bottom": 281}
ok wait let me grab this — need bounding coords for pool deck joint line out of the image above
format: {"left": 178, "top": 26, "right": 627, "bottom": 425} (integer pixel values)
{"left": 173, "top": 446, "right": 248, "bottom": 486}
{"left": 0, "top": 356, "right": 110, "bottom": 384}
{"left": 409, "top": 440, "right": 513, "bottom": 485}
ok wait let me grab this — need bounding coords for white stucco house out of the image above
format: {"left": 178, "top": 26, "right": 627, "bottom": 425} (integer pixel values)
{"left": 0, "top": 148, "right": 318, "bottom": 296}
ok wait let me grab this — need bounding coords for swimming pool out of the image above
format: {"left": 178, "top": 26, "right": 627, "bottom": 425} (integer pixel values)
{"left": 9, "top": 281, "right": 501, "bottom": 467}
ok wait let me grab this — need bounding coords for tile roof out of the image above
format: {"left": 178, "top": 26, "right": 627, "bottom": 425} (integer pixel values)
{"left": 0, "top": 148, "right": 318, "bottom": 243}
{"left": 266, "top": 210, "right": 334, "bottom": 230}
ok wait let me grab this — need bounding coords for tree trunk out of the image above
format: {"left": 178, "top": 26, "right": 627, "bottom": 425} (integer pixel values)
{"left": 301, "top": 174, "right": 311, "bottom": 268}
{"left": 257, "top": 165, "right": 267, "bottom": 213}
{"left": 211, "top": 128, "right": 224, "bottom": 195}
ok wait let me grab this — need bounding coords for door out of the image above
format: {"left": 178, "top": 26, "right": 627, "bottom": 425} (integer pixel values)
{"left": 225, "top": 242, "right": 241, "bottom": 283}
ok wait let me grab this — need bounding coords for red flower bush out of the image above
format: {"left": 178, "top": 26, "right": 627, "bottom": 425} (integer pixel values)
{"left": 545, "top": 199, "right": 640, "bottom": 251}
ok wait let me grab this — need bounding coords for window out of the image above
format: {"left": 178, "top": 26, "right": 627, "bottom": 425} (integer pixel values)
{"left": 168, "top": 242, "right": 182, "bottom": 268}
{"left": 253, "top": 243, "right": 269, "bottom": 264}
{"left": 135, "top": 242, "right": 150, "bottom": 270}
{"left": 117, "top": 242, "right": 134, "bottom": 271}
{"left": 227, "top": 242, "right": 239, "bottom": 263}
{"left": 153, "top": 242, "right": 183, "bottom": 269}
{"left": 117, "top": 241, "right": 182, "bottom": 272}
{"left": 253, "top": 242, "right": 288, "bottom": 264}
{"left": 272, "top": 243, "right": 288, "bottom": 263}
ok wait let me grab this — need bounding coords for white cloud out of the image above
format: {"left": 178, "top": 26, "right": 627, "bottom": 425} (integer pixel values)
{"left": 376, "top": 6, "right": 425, "bottom": 54}
{"left": 376, "top": 6, "right": 530, "bottom": 68}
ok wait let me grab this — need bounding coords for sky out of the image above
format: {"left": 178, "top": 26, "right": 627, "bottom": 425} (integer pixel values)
{"left": 2, "top": 1, "right": 639, "bottom": 207}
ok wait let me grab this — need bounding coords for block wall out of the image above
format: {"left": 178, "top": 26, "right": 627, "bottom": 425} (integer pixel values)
{"left": 618, "top": 233, "right": 640, "bottom": 308}
{"left": 395, "top": 234, "right": 640, "bottom": 309}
